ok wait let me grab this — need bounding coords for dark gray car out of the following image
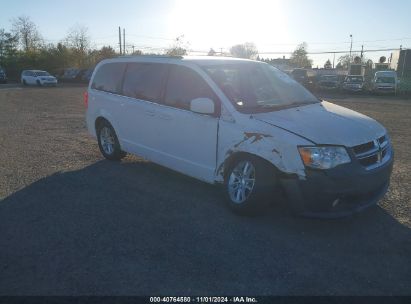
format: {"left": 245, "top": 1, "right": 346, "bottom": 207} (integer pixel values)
{"left": 0, "top": 68, "right": 7, "bottom": 84}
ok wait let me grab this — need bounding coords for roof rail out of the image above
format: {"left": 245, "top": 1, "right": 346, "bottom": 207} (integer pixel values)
{"left": 116, "top": 54, "right": 183, "bottom": 59}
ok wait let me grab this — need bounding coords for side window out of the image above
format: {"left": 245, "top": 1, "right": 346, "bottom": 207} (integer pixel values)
{"left": 91, "top": 63, "right": 126, "bottom": 94}
{"left": 122, "top": 63, "right": 167, "bottom": 102}
{"left": 164, "top": 65, "right": 217, "bottom": 112}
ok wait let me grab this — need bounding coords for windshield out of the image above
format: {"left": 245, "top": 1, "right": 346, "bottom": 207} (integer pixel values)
{"left": 202, "top": 62, "right": 319, "bottom": 113}
{"left": 346, "top": 76, "right": 363, "bottom": 83}
{"left": 35, "top": 71, "right": 51, "bottom": 77}
{"left": 376, "top": 77, "right": 395, "bottom": 84}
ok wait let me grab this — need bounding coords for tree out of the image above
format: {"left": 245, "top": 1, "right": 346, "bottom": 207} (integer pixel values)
{"left": 65, "top": 24, "right": 90, "bottom": 54}
{"left": 165, "top": 35, "right": 188, "bottom": 56}
{"left": 64, "top": 24, "right": 90, "bottom": 67}
{"left": 379, "top": 56, "right": 386, "bottom": 63}
{"left": 0, "top": 29, "right": 18, "bottom": 61}
{"left": 99, "top": 46, "right": 116, "bottom": 59}
{"left": 12, "top": 16, "right": 42, "bottom": 52}
{"left": 324, "top": 59, "right": 332, "bottom": 69}
{"left": 208, "top": 48, "right": 216, "bottom": 56}
{"left": 229, "top": 42, "right": 258, "bottom": 59}
{"left": 290, "top": 43, "right": 312, "bottom": 68}
{"left": 337, "top": 53, "right": 357, "bottom": 69}
{"left": 353, "top": 56, "right": 361, "bottom": 64}
{"left": 132, "top": 49, "right": 143, "bottom": 56}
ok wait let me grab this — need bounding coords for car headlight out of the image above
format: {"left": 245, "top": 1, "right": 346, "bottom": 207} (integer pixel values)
{"left": 298, "top": 146, "right": 351, "bottom": 169}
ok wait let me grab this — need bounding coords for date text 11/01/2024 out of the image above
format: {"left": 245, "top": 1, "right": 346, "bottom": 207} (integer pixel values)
{"left": 149, "top": 297, "right": 258, "bottom": 303}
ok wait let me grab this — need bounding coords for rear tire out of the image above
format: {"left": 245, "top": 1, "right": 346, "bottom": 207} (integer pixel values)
{"left": 96, "top": 121, "right": 126, "bottom": 161}
{"left": 224, "top": 155, "right": 277, "bottom": 215}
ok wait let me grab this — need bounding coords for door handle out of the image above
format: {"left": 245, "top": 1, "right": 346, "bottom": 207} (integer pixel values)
{"left": 144, "top": 109, "right": 155, "bottom": 116}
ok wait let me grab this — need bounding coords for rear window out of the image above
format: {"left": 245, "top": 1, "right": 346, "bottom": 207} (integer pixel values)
{"left": 92, "top": 63, "right": 127, "bottom": 94}
{"left": 122, "top": 63, "right": 167, "bottom": 102}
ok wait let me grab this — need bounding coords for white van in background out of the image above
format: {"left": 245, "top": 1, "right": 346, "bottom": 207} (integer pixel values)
{"left": 86, "top": 56, "right": 393, "bottom": 217}
{"left": 371, "top": 71, "right": 398, "bottom": 94}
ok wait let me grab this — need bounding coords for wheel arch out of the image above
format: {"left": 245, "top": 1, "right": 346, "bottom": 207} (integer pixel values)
{"left": 95, "top": 116, "right": 111, "bottom": 133}
{"left": 221, "top": 151, "right": 285, "bottom": 182}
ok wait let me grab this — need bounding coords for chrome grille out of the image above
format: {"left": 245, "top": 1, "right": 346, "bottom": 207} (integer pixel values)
{"left": 352, "top": 135, "right": 391, "bottom": 170}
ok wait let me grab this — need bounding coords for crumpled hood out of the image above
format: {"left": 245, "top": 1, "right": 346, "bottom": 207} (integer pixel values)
{"left": 253, "top": 101, "right": 386, "bottom": 147}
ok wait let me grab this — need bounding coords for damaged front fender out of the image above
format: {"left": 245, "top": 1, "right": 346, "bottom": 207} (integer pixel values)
{"left": 215, "top": 119, "right": 311, "bottom": 183}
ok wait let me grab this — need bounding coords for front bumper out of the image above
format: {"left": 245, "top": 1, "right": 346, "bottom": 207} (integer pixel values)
{"left": 374, "top": 86, "right": 396, "bottom": 93}
{"left": 343, "top": 85, "right": 363, "bottom": 92}
{"left": 280, "top": 153, "right": 394, "bottom": 218}
{"left": 319, "top": 84, "right": 339, "bottom": 90}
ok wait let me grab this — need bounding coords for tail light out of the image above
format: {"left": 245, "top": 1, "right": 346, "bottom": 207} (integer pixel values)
{"left": 84, "top": 91, "right": 88, "bottom": 108}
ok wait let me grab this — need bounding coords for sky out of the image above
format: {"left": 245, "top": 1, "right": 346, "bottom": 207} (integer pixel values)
{"left": 1, "top": 0, "right": 411, "bottom": 67}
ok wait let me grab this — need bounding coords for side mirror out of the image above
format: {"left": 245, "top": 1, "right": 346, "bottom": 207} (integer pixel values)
{"left": 190, "top": 98, "right": 214, "bottom": 115}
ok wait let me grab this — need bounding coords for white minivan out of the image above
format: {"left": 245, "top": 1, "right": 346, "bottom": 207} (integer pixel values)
{"left": 86, "top": 56, "right": 393, "bottom": 217}
{"left": 21, "top": 70, "right": 58, "bottom": 86}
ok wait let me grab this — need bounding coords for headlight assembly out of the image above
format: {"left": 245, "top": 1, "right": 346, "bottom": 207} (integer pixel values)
{"left": 298, "top": 146, "right": 351, "bottom": 169}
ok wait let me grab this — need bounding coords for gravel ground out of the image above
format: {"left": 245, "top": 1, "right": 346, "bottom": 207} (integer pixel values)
{"left": 0, "top": 85, "right": 410, "bottom": 295}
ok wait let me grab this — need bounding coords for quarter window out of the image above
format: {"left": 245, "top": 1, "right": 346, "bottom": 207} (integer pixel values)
{"left": 91, "top": 63, "right": 127, "bottom": 94}
{"left": 122, "top": 63, "right": 167, "bottom": 102}
{"left": 164, "top": 65, "right": 216, "bottom": 112}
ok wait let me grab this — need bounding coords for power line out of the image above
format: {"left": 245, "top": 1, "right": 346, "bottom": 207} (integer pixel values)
{"left": 260, "top": 37, "right": 411, "bottom": 47}
{"left": 125, "top": 34, "right": 175, "bottom": 41}
{"left": 258, "top": 47, "right": 402, "bottom": 55}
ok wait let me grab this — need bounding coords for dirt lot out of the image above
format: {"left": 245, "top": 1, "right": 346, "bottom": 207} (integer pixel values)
{"left": 0, "top": 85, "right": 410, "bottom": 295}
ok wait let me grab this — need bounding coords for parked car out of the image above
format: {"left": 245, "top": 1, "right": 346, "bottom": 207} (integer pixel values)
{"left": 291, "top": 68, "right": 309, "bottom": 86}
{"left": 60, "top": 68, "right": 81, "bottom": 82}
{"left": 21, "top": 70, "right": 58, "bottom": 86}
{"left": 371, "top": 71, "right": 398, "bottom": 94}
{"left": 317, "top": 74, "right": 340, "bottom": 90}
{"left": 86, "top": 56, "right": 393, "bottom": 217}
{"left": 0, "top": 67, "right": 7, "bottom": 84}
{"left": 81, "top": 68, "right": 94, "bottom": 83}
{"left": 342, "top": 75, "right": 365, "bottom": 92}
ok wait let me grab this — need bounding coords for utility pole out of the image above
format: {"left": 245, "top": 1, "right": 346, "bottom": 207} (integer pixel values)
{"left": 118, "top": 26, "right": 122, "bottom": 55}
{"left": 333, "top": 52, "right": 335, "bottom": 69}
{"left": 123, "top": 28, "right": 126, "bottom": 55}
{"left": 360, "top": 45, "right": 364, "bottom": 59}
{"left": 401, "top": 48, "right": 407, "bottom": 78}
{"left": 349, "top": 34, "right": 353, "bottom": 62}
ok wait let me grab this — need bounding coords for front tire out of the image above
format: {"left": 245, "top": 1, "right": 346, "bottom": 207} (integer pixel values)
{"left": 97, "top": 121, "right": 126, "bottom": 161}
{"left": 224, "top": 156, "right": 276, "bottom": 215}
